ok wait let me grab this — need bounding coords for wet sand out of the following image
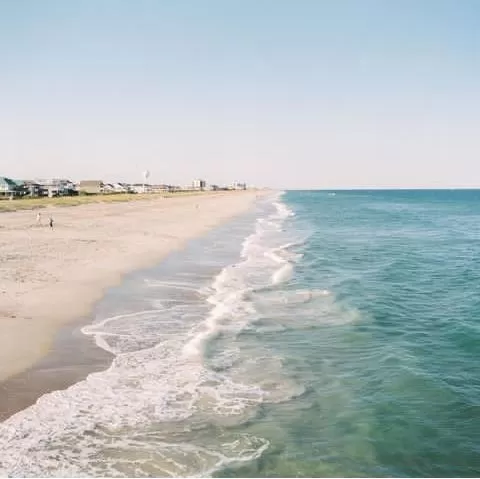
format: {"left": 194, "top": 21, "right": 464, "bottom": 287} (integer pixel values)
{"left": 0, "top": 315, "right": 112, "bottom": 421}
{"left": 0, "top": 191, "right": 261, "bottom": 386}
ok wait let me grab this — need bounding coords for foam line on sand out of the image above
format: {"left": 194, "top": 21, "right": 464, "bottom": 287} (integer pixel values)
{"left": 0, "top": 191, "right": 263, "bottom": 381}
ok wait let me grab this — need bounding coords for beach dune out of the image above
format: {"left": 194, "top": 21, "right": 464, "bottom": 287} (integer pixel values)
{"left": 0, "top": 191, "right": 260, "bottom": 382}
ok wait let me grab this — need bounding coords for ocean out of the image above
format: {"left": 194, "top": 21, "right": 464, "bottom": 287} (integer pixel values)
{"left": 1, "top": 190, "right": 480, "bottom": 477}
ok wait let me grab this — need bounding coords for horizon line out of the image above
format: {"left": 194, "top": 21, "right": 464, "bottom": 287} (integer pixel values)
{"left": 284, "top": 187, "right": 480, "bottom": 191}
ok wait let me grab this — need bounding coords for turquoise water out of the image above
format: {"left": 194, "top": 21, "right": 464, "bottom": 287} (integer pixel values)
{"left": 1, "top": 190, "right": 480, "bottom": 477}
{"left": 220, "top": 190, "right": 480, "bottom": 477}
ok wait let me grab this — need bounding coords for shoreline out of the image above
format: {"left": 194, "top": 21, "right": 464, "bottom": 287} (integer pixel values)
{"left": 0, "top": 191, "right": 264, "bottom": 387}
{"left": 0, "top": 314, "right": 113, "bottom": 422}
{"left": 0, "top": 199, "right": 259, "bottom": 421}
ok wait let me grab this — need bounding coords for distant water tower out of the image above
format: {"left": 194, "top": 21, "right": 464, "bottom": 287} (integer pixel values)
{"left": 142, "top": 170, "right": 150, "bottom": 193}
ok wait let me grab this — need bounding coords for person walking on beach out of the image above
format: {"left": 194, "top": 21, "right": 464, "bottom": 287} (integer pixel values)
{"left": 49, "top": 217, "right": 54, "bottom": 229}
{"left": 36, "top": 212, "right": 42, "bottom": 225}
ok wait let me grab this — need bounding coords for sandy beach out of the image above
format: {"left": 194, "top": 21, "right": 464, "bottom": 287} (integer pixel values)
{"left": 0, "top": 191, "right": 260, "bottom": 383}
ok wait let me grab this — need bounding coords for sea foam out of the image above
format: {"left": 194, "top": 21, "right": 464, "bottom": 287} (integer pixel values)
{"left": 0, "top": 192, "right": 304, "bottom": 478}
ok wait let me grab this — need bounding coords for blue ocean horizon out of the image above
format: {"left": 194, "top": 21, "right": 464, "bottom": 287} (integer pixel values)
{"left": 1, "top": 189, "right": 479, "bottom": 477}
{"left": 237, "top": 188, "right": 480, "bottom": 477}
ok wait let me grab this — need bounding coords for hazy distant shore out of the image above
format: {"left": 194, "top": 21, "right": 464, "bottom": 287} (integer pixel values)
{"left": 0, "top": 191, "right": 262, "bottom": 385}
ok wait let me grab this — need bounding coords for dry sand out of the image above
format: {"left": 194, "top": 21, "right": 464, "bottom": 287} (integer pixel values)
{"left": 0, "top": 191, "right": 261, "bottom": 382}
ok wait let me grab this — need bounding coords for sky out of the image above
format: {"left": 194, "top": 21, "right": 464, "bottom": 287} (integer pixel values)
{"left": 1, "top": 0, "right": 480, "bottom": 189}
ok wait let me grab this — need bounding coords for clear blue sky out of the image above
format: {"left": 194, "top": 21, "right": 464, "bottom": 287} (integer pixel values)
{"left": 1, "top": 0, "right": 479, "bottom": 188}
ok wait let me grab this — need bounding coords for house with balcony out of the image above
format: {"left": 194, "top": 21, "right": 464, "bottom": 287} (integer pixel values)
{"left": 232, "top": 181, "right": 247, "bottom": 190}
{"left": 113, "top": 183, "right": 133, "bottom": 193}
{"left": 21, "top": 180, "right": 45, "bottom": 197}
{"left": 192, "top": 179, "right": 207, "bottom": 191}
{"left": 34, "top": 178, "right": 77, "bottom": 197}
{"left": 0, "top": 177, "right": 22, "bottom": 197}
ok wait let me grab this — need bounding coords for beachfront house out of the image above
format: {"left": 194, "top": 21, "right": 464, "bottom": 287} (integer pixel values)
{"left": 232, "top": 181, "right": 247, "bottom": 190}
{"left": 78, "top": 180, "right": 104, "bottom": 194}
{"left": 130, "top": 183, "right": 149, "bottom": 194}
{"left": 0, "top": 177, "right": 22, "bottom": 197}
{"left": 113, "top": 183, "right": 133, "bottom": 193}
{"left": 101, "top": 183, "right": 133, "bottom": 194}
{"left": 150, "top": 184, "right": 170, "bottom": 193}
{"left": 102, "top": 183, "right": 115, "bottom": 193}
{"left": 192, "top": 179, "right": 206, "bottom": 191}
{"left": 20, "top": 180, "right": 44, "bottom": 197}
{"left": 34, "top": 179, "right": 77, "bottom": 197}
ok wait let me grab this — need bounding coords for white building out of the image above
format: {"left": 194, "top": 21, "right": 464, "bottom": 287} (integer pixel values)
{"left": 232, "top": 181, "right": 247, "bottom": 190}
{"left": 112, "top": 183, "right": 133, "bottom": 193}
{"left": 131, "top": 183, "right": 150, "bottom": 194}
{"left": 192, "top": 179, "right": 206, "bottom": 190}
{"left": 35, "top": 178, "right": 76, "bottom": 197}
